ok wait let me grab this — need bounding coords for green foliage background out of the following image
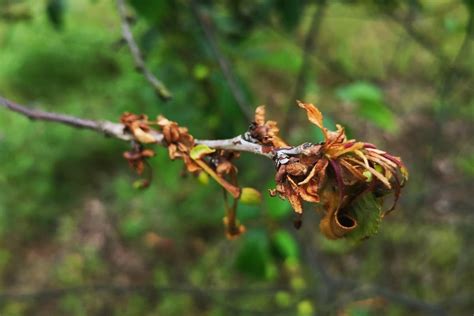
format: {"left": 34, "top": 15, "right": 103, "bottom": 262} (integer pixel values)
{"left": 0, "top": 0, "right": 473, "bottom": 315}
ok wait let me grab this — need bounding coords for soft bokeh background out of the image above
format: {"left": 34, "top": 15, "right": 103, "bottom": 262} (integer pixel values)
{"left": 0, "top": 0, "right": 473, "bottom": 315}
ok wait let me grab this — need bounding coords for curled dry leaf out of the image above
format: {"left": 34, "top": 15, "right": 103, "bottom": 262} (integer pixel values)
{"left": 249, "top": 105, "right": 288, "bottom": 148}
{"left": 123, "top": 143, "right": 155, "bottom": 189}
{"left": 271, "top": 102, "right": 408, "bottom": 240}
{"left": 121, "top": 112, "right": 157, "bottom": 144}
{"left": 156, "top": 115, "right": 200, "bottom": 173}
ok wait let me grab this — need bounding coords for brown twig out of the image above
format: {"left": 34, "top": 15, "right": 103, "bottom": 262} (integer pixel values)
{"left": 116, "top": 0, "right": 172, "bottom": 101}
{"left": 191, "top": 0, "right": 253, "bottom": 121}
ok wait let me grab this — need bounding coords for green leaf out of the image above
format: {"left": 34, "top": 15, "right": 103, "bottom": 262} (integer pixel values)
{"left": 338, "top": 81, "right": 382, "bottom": 102}
{"left": 235, "top": 230, "right": 272, "bottom": 279}
{"left": 272, "top": 230, "right": 299, "bottom": 259}
{"left": 190, "top": 144, "right": 215, "bottom": 160}
{"left": 345, "top": 192, "right": 383, "bottom": 241}
{"left": 337, "top": 81, "right": 397, "bottom": 132}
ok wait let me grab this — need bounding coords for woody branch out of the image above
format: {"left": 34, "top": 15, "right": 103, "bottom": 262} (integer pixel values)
{"left": 0, "top": 96, "right": 305, "bottom": 160}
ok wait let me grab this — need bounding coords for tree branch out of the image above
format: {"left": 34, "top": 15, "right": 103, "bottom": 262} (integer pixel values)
{"left": 0, "top": 96, "right": 303, "bottom": 160}
{"left": 116, "top": 0, "right": 172, "bottom": 101}
{"left": 283, "top": 0, "right": 327, "bottom": 133}
{"left": 387, "top": 11, "right": 447, "bottom": 64}
{"left": 191, "top": 0, "right": 253, "bottom": 121}
{"left": 0, "top": 96, "right": 131, "bottom": 141}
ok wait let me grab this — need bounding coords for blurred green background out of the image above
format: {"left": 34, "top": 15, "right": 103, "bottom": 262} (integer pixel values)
{"left": 0, "top": 0, "right": 473, "bottom": 315}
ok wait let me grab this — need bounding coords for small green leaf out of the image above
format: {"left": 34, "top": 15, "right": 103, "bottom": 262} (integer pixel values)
{"left": 338, "top": 81, "right": 382, "bottom": 102}
{"left": 346, "top": 192, "right": 383, "bottom": 241}
{"left": 272, "top": 230, "right": 299, "bottom": 259}
{"left": 190, "top": 144, "right": 215, "bottom": 160}
{"left": 337, "top": 81, "right": 397, "bottom": 132}
{"left": 240, "top": 187, "right": 262, "bottom": 205}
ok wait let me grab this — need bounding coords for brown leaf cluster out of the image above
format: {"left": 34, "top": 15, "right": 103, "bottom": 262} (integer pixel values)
{"left": 156, "top": 115, "right": 200, "bottom": 173}
{"left": 249, "top": 105, "right": 288, "bottom": 150}
{"left": 270, "top": 102, "right": 408, "bottom": 239}
{"left": 120, "top": 114, "right": 157, "bottom": 187}
{"left": 120, "top": 112, "right": 251, "bottom": 239}
{"left": 123, "top": 146, "right": 155, "bottom": 176}
{"left": 210, "top": 150, "right": 246, "bottom": 239}
{"left": 121, "top": 113, "right": 157, "bottom": 144}
{"left": 120, "top": 112, "right": 201, "bottom": 174}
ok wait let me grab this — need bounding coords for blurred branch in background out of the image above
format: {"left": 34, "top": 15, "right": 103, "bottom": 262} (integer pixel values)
{"left": 439, "top": 1, "right": 474, "bottom": 104}
{"left": 283, "top": 0, "right": 327, "bottom": 134}
{"left": 191, "top": 0, "right": 253, "bottom": 121}
{"left": 116, "top": 0, "right": 172, "bottom": 101}
{"left": 387, "top": 11, "right": 448, "bottom": 64}
{"left": 0, "top": 279, "right": 447, "bottom": 316}
{"left": 0, "top": 1, "right": 31, "bottom": 22}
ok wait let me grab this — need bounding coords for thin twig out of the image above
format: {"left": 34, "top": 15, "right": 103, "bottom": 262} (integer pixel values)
{"left": 283, "top": 0, "right": 327, "bottom": 134}
{"left": 0, "top": 96, "right": 130, "bottom": 141}
{"left": 116, "top": 0, "right": 172, "bottom": 101}
{"left": 439, "top": 2, "right": 474, "bottom": 102}
{"left": 190, "top": 0, "right": 252, "bottom": 121}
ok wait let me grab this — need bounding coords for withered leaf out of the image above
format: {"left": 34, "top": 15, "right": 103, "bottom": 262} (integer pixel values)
{"left": 297, "top": 100, "right": 324, "bottom": 130}
{"left": 132, "top": 127, "right": 157, "bottom": 144}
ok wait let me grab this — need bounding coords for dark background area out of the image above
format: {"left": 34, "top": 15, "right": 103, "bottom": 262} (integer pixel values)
{"left": 0, "top": 0, "right": 473, "bottom": 315}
